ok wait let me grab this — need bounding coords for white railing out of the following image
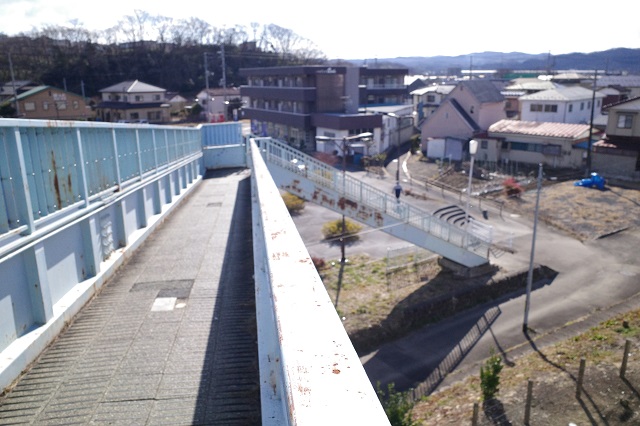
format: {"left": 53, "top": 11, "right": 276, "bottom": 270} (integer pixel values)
{"left": 256, "top": 137, "right": 492, "bottom": 260}
{"left": 249, "top": 138, "right": 390, "bottom": 425}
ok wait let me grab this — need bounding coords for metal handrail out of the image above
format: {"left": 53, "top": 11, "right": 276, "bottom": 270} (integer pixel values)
{"left": 256, "top": 137, "right": 491, "bottom": 258}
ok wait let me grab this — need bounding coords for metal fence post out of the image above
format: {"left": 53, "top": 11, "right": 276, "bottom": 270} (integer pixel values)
{"left": 524, "top": 379, "right": 533, "bottom": 425}
{"left": 472, "top": 402, "right": 479, "bottom": 426}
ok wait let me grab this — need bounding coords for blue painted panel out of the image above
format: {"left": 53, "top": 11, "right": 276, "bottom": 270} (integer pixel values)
{"left": 201, "top": 122, "right": 243, "bottom": 147}
{"left": 0, "top": 254, "right": 33, "bottom": 349}
{"left": 80, "top": 127, "right": 118, "bottom": 197}
{"left": 43, "top": 223, "right": 84, "bottom": 304}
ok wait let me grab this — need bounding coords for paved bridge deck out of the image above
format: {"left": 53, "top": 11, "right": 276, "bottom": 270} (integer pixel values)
{"left": 0, "top": 169, "right": 260, "bottom": 425}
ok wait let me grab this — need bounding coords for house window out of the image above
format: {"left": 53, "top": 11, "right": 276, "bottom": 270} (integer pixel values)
{"left": 56, "top": 102, "right": 67, "bottom": 110}
{"left": 569, "top": 104, "right": 573, "bottom": 112}
{"left": 42, "top": 102, "right": 49, "bottom": 110}
{"left": 580, "top": 102, "right": 585, "bottom": 110}
{"left": 24, "top": 102, "right": 36, "bottom": 111}
{"left": 73, "top": 101, "right": 79, "bottom": 109}
{"left": 135, "top": 95, "right": 143, "bottom": 102}
{"left": 617, "top": 114, "right": 633, "bottom": 129}
{"left": 544, "top": 104, "right": 557, "bottom": 112}
{"left": 481, "top": 140, "right": 488, "bottom": 149}
{"left": 130, "top": 112, "right": 140, "bottom": 119}
{"left": 426, "top": 95, "right": 435, "bottom": 102}
{"left": 530, "top": 104, "right": 543, "bottom": 112}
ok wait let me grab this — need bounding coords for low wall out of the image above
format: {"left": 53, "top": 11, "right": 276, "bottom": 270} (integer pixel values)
{"left": 249, "top": 138, "right": 390, "bottom": 425}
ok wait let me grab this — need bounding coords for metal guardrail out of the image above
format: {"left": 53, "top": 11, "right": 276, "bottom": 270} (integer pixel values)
{"left": 0, "top": 119, "right": 204, "bottom": 392}
{"left": 248, "top": 138, "right": 390, "bottom": 425}
{"left": 255, "top": 137, "right": 492, "bottom": 260}
{"left": 0, "top": 119, "right": 201, "bottom": 242}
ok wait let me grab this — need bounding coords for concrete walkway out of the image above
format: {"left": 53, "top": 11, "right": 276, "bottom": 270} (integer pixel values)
{"left": 0, "top": 169, "right": 260, "bottom": 425}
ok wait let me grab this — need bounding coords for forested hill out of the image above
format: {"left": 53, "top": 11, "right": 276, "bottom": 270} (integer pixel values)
{"left": 2, "top": 24, "right": 638, "bottom": 100}
{"left": 0, "top": 25, "right": 325, "bottom": 98}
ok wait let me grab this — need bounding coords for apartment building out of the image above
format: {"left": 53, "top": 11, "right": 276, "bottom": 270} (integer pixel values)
{"left": 239, "top": 65, "right": 409, "bottom": 152}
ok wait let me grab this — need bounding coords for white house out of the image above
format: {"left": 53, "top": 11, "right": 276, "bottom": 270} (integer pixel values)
{"left": 196, "top": 87, "right": 244, "bottom": 122}
{"left": 411, "top": 84, "right": 455, "bottom": 122}
{"left": 592, "top": 96, "right": 640, "bottom": 181}
{"left": 484, "top": 119, "right": 601, "bottom": 168}
{"left": 96, "top": 80, "right": 168, "bottom": 123}
{"left": 519, "top": 85, "right": 605, "bottom": 125}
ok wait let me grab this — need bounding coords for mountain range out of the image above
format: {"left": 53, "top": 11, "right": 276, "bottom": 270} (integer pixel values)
{"left": 347, "top": 48, "right": 640, "bottom": 74}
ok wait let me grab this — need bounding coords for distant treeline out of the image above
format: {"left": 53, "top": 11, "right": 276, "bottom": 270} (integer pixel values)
{"left": 0, "top": 12, "right": 327, "bottom": 97}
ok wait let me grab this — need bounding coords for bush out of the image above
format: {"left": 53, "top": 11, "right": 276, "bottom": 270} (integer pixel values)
{"left": 282, "top": 192, "right": 305, "bottom": 214}
{"left": 311, "top": 256, "right": 326, "bottom": 270}
{"left": 503, "top": 177, "right": 523, "bottom": 198}
{"left": 376, "top": 382, "right": 418, "bottom": 426}
{"left": 480, "top": 348, "right": 503, "bottom": 401}
{"left": 321, "top": 218, "right": 362, "bottom": 242}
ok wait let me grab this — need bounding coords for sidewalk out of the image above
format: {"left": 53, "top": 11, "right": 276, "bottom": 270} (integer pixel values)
{"left": 0, "top": 169, "right": 260, "bottom": 425}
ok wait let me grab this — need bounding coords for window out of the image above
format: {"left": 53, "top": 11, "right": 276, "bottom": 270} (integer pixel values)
{"left": 24, "top": 102, "right": 36, "bottom": 111}
{"left": 568, "top": 104, "right": 573, "bottom": 113}
{"left": 544, "top": 104, "right": 557, "bottom": 112}
{"left": 73, "top": 101, "right": 79, "bottom": 109}
{"left": 530, "top": 104, "right": 543, "bottom": 112}
{"left": 154, "top": 94, "right": 161, "bottom": 101}
{"left": 426, "top": 95, "right": 435, "bottom": 102}
{"left": 135, "top": 95, "right": 143, "bottom": 102}
{"left": 617, "top": 114, "right": 633, "bottom": 129}
{"left": 130, "top": 112, "right": 140, "bottom": 119}
{"left": 580, "top": 102, "right": 585, "bottom": 111}
{"left": 56, "top": 102, "right": 67, "bottom": 110}
{"left": 42, "top": 101, "right": 49, "bottom": 110}
{"left": 481, "top": 140, "right": 488, "bottom": 149}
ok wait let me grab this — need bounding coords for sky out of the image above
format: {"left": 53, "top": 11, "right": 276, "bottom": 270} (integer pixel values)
{"left": 1, "top": 0, "right": 639, "bottom": 60}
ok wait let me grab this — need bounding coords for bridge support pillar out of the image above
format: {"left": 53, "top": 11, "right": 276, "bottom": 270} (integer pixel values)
{"left": 438, "top": 257, "right": 497, "bottom": 279}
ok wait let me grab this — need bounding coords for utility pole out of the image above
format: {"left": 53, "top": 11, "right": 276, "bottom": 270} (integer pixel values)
{"left": 219, "top": 45, "right": 227, "bottom": 120}
{"left": 8, "top": 53, "right": 20, "bottom": 116}
{"left": 523, "top": 163, "right": 543, "bottom": 333}
{"left": 204, "top": 52, "right": 210, "bottom": 91}
{"left": 586, "top": 69, "right": 598, "bottom": 176}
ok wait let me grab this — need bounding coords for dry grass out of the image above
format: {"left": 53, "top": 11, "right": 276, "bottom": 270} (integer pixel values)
{"left": 504, "top": 181, "right": 640, "bottom": 241}
{"left": 412, "top": 310, "right": 640, "bottom": 425}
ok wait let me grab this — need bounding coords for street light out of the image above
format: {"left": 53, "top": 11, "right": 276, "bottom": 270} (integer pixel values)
{"left": 315, "top": 132, "right": 372, "bottom": 308}
{"left": 314, "top": 132, "right": 372, "bottom": 264}
{"left": 464, "top": 139, "right": 478, "bottom": 247}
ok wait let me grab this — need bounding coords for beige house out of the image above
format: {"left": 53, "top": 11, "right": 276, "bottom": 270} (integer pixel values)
{"left": 1, "top": 85, "right": 92, "bottom": 120}
{"left": 96, "top": 80, "right": 168, "bottom": 123}
{"left": 592, "top": 97, "right": 640, "bottom": 181}
{"left": 484, "top": 119, "right": 600, "bottom": 169}
{"left": 419, "top": 80, "right": 506, "bottom": 162}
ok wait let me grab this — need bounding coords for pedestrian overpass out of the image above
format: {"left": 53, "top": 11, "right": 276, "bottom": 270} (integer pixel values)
{"left": 0, "top": 119, "right": 492, "bottom": 425}
{"left": 254, "top": 137, "right": 492, "bottom": 268}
